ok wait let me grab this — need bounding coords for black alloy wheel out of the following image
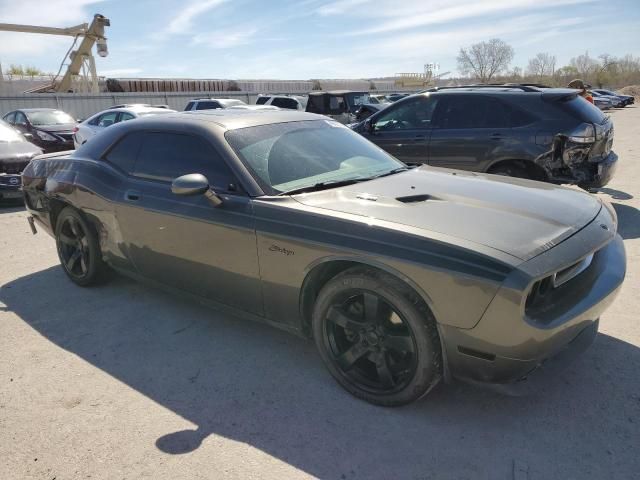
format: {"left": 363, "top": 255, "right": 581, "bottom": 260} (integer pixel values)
{"left": 55, "top": 207, "right": 108, "bottom": 286}
{"left": 313, "top": 267, "right": 441, "bottom": 406}
{"left": 325, "top": 291, "right": 417, "bottom": 394}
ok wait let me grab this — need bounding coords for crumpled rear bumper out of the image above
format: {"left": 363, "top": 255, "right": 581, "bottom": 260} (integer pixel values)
{"left": 579, "top": 151, "right": 618, "bottom": 189}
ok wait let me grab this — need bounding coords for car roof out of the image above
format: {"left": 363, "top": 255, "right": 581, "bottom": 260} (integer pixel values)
{"left": 14, "top": 108, "right": 63, "bottom": 112}
{"left": 308, "top": 90, "right": 368, "bottom": 96}
{"left": 142, "top": 109, "right": 325, "bottom": 130}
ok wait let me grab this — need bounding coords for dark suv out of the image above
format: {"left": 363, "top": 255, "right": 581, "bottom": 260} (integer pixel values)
{"left": 351, "top": 85, "right": 617, "bottom": 189}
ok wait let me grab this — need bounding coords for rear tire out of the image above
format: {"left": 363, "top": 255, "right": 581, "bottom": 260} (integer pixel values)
{"left": 55, "top": 207, "right": 108, "bottom": 286}
{"left": 312, "top": 267, "right": 441, "bottom": 406}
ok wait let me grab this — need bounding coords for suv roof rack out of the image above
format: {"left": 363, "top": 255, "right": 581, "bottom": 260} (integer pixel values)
{"left": 423, "top": 84, "right": 543, "bottom": 93}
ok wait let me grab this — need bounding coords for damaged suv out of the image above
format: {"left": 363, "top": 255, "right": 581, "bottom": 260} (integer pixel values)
{"left": 352, "top": 85, "right": 617, "bottom": 189}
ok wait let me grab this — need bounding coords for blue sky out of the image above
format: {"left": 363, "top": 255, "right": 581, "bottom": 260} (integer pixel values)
{"left": 1, "top": 0, "right": 639, "bottom": 79}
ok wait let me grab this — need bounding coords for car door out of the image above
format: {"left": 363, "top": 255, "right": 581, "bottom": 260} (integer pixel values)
{"left": 112, "top": 130, "right": 263, "bottom": 315}
{"left": 427, "top": 94, "right": 512, "bottom": 171}
{"left": 360, "top": 96, "right": 437, "bottom": 164}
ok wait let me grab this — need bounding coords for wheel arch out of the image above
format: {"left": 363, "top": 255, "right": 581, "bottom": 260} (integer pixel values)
{"left": 298, "top": 256, "right": 436, "bottom": 338}
{"left": 486, "top": 158, "right": 548, "bottom": 181}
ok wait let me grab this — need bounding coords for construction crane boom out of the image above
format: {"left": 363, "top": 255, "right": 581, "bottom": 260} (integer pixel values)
{"left": 0, "top": 14, "right": 110, "bottom": 93}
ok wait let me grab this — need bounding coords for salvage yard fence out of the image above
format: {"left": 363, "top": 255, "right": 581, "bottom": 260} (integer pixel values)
{"left": 0, "top": 90, "right": 400, "bottom": 120}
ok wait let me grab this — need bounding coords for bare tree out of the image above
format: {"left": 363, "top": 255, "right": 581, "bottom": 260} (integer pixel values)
{"left": 526, "top": 53, "right": 556, "bottom": 79}
{"left": 457, "top": 38, "right": 514, "bottom": 83}
{"left": 570, "top": 51, "right": 598, "bottom": 78}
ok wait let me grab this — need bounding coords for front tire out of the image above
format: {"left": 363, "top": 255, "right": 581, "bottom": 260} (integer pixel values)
{"left": 55, "top": 207, "right": 108, "bottom": 286}
{"left": 312, "top": 267, "right": 441, "bottom": 406}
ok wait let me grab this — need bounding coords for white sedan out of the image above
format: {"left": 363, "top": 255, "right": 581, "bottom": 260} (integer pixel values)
{"left": 73, "top": 104, "right": 176, "bottom": 148}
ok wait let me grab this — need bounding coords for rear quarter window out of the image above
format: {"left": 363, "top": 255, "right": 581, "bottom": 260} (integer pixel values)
{"left": 255, "top": 97, "right": 270, "bottom": 105}
{"left": 558, "top": 96, "right": 606, "bottom": 124}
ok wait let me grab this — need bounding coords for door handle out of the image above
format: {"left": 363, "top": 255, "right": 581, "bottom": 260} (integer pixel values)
{"left": 125, "top": 190, "right": 141, "bottom": 201}
{"left": 413, "top": 135, "right": 427, "bottom": 141}
{"left": 490, "top": 133, "right": 504, "bottom": 141}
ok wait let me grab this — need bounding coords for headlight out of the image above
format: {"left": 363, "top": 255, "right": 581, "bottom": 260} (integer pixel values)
{"left": 35, "top": 130, "right": 58, "bottom": 142}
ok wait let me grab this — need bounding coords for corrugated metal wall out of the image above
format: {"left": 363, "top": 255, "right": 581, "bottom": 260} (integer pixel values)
{"left": 0, "top": 92, "right": 255, "bottom": 119}
{"left": 0, "top": 89, "right": 401, "bottom": 120}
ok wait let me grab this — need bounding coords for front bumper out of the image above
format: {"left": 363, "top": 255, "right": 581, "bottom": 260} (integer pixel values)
{"left": 440, "top": 216, "right": 626, "bottom": 388}
{"left": 0, "top": 174, "right": 22, "bottom": 199}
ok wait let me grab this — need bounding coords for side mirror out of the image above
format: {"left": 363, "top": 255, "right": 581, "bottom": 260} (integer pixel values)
{"left": 171, "top": 173, "right": 223, "bottom": 206}
{"left": 364, "top": 118, "right": 374, "bottom": 133}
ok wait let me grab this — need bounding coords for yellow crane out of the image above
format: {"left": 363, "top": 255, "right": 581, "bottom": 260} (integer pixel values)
{"left": 0, "top": 14, "right": 110, "bottom": 93}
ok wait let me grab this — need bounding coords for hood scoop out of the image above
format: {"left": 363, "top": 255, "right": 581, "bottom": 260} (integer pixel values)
{"left": 396, "top": 194, "right": 433, "bottom": 204}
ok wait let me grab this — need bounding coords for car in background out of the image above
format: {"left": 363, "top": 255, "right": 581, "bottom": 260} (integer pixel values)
{"left": 21, "top": 110, "right": 626, "bottom": 405}
{"left": 593, "top": 95, "right": 614, "bottom": 111}
{"left": 387, "top": 93, "right": 410, "bottom": 102}
{"left": 0, "top": 119, "right": 42, "bottom": 201}
{"left": 351, "top": 85, "right": 617, "bottom": 189}
{"left": 591, "top": 91, "right": 625, "bottom": 108}
{"left": 592, "top": 89, "right": 634, "bottom": 106}
{"left": 367, "top": 94, "right": 391, "bottom": 105}
{"left": 305, "top": 90, "right": 370, "bottom": 123}
{"left": 255, "top": 95, "right": 307, "bottom": 110}
{"left": 354, "top": 103, "right": 386, "bottom": 122}
{"left": 184, "top": 98, "right": 246, "bottom": 111}
{"left": 73, "top": 104, "right": 177, "bottom": 148}
{"left": 2, "top": 108, "right": 76, "bottom": 153}
{"left": 226, "top": 105, "right": 281, "bottom": 111}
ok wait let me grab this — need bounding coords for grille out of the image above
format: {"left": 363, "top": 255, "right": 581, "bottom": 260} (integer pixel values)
{"left": 0, "top": 161, "right": 29, "bottom": 174}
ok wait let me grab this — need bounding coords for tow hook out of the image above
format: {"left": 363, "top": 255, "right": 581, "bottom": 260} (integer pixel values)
{"left": 27, "top": 216, "right": 37, "bottom": 235}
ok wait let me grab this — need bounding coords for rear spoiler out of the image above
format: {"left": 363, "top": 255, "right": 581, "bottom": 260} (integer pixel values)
{"left": 541, "top": 89, "right": 579, "bottom": 102}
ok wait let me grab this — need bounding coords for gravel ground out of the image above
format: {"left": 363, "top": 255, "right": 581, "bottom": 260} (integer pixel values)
{"left": 1, "top": 107, "right": 639, "bottom": 480}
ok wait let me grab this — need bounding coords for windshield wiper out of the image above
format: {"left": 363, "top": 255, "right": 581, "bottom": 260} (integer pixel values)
{"left": 367, "top": 165, "right": 416, "bottom": 179}
{"left": 276, "top": 177, "right": 369, "bottom": 196}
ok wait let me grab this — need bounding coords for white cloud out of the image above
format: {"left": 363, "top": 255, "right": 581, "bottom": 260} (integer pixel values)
{"left": 191, "top": 27, "right": 258, "bottom": 48}
{"left": 316, "top": 0, "right": 370, "bottom": 16}
{"left": 166, "top": 0, "right": 228, "bottom": 34}
{"left": 345, "top": 0, "right": 594, "bottom": 36}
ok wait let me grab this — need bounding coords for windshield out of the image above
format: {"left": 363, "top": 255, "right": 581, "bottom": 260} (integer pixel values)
{"left": 225, "top": 120, "right": 404, "bottom": 195}
{"left": 26, "top": 110, "right": 75, "bottom": 126}
{"left": 0, "top": 120, "right": 25, "bottom": 143}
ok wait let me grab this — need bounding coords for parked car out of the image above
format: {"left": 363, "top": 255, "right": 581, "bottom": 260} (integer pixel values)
{"left": 22, "top": 110, "right": 625, "bottom": 405}
{"left": 354, "top": 103, "right": 386, "bottom": 122}
{"left": 2, "top": 108, "right": 76, "bottom": 153}
{"left": 255, "top": 95, "right": 307, "bottom": 110}
{"left": 590, "top": 90, "right": 625, "bottom": 108}
{"left": 305, "top": 90, "right": 370, "bottom": 123}
{"left": 226, "top": 105, "right": 281, "bottom": 111}
{"left": 367, "top": 94, "right": 391, "bottom": 105}
{"left": 351, "top": 85, "right": 617, "bottom": 189}
{"left": 73, "top": 104, "right": 176, "bottom": 148}
{"left": 184, "top": 98, "right": 246, "bottom": 111}
{"left": 593, "top": 95, "right": 614, "bottom": 111}
{"left": 592, "top": 89, "right": 634, "bottom": 106}
{"left": 387, "top": 93, "right": 410, "bottom": 102}
{"left": 0, "top": 119, "right": 42, "bottom": 201}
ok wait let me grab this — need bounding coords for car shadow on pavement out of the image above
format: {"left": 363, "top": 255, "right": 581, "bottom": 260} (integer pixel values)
{"left": 2, "top": 266, "right": 639, "bottom": 479}
{"left": 597, "top": 188, "right": 634, "bottom": 200}
{"left": 612, "top": 202, "right": 640, "bottom": 239}
{"left": 0, "top": 201, "right": 25, "bottom": 213}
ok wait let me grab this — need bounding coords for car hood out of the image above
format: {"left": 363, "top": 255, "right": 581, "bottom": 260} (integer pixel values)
{"left": 0, "top": 140, "right": 42, "bottom": 162}
{"left": 292, "top": 167, "right": 602, "bottom": 261}
{"left": 35, "top": 123, "right": 76, "bottom": 133}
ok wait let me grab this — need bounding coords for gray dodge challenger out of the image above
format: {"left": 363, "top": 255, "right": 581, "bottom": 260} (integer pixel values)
{"left": 21, "top": 110, "right": 626, "bottom": 406}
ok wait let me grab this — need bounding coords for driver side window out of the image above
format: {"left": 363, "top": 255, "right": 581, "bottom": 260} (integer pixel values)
{"left": 373, "top": 97, "right": 437, "bottom": 131}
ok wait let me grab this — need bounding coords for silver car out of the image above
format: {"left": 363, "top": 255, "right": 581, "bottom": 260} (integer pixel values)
{"left": 73, "top": 104, "right": 176, "bottom": 148}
